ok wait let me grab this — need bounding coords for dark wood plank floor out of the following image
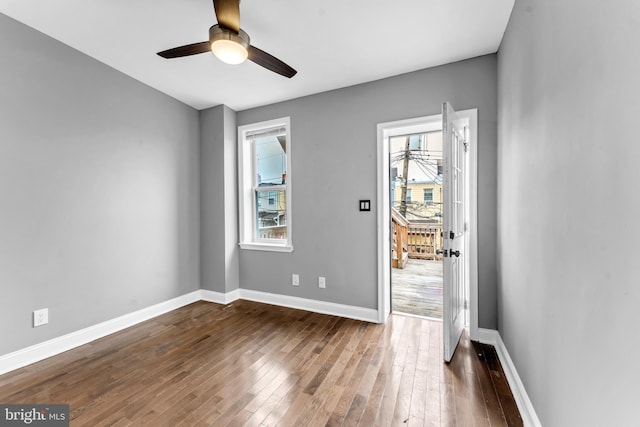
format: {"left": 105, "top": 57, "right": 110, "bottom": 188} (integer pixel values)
{"left": 0, "top": 300, "right": 522, "bottom": 426}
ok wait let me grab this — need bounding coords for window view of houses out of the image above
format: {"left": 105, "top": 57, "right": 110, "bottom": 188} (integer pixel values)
{"left": 255, "top": 135, "right": 287, "bottom": 239}
{"left": 391, "top": 131, "right": 443, "bottom": 222}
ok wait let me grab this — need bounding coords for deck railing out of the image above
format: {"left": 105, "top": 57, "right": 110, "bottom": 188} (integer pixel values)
{"left": 406, "top": 223, "right": 443, "bottom": 260}
{"left": 391, "top": 208, "right": 443, "bottom": 268}
{"left": 258, "top": 225, "right": 287, "bottom": 239}
{"left": 391, "top": 208, "right": 409, "bottom": 268}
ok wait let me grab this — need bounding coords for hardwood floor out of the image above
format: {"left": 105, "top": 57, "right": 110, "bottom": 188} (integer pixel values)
{"left": 0, "top": 301, "right": 522, "bottom": 426}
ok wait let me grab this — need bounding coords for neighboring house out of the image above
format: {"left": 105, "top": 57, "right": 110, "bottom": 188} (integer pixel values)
{"left": 392, "top": 180, "right": 443, "bottom": 222}
{"left": 390, "top": 131, "right": 443, "bottom": 222}
{"left": 256, "top": 188, "right": 287, "bottom": 239}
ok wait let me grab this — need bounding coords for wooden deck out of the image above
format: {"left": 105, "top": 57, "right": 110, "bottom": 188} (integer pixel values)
{"left": 391, "top": 208, "right": 443, "bottom": 269}
{"left": 392, "top": 258, "right": 443, "bottom": 319}
{"left": 0, "top": 300, "right": 522, "bottom": 426}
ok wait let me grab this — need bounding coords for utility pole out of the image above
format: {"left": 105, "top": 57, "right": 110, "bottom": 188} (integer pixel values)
{"left": 399, "top": 136, "right": 410, "bottom": 217}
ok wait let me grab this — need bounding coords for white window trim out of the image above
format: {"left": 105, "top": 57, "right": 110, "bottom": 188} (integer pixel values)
{"left": 238, "top": 117, "right": 293, "bottom": 252}
{"left": 423, "top": 188, "right": 434, "bottom": 203}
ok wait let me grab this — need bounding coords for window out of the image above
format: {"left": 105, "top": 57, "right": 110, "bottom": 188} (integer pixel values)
{"left": 406, "top": 188, "right": 412, "bottom": 203}
{"left": 238, "top": 117, "right": 292, "bottom": 252}
{"left": 408, "top": 134, "right": 424, "bottom": 151}
{"left": 423, "top": 188, "right": 433, "bottom": 204}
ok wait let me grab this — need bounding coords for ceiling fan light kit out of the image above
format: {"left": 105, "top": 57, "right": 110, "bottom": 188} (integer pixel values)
{"left": 209, "top": 25, "right": 249, "bottom": 64}
{"left": 157, "top": 0, "right": 297, "bottom": 78}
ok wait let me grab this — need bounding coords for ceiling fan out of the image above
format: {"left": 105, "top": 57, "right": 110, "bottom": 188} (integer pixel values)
{"left": 157, "top": 0, "right": 297, "bottom": 78}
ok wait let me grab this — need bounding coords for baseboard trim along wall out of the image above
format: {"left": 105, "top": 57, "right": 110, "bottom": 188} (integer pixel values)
{"left": 0, "top": 289, "right": 379, "bottom": 375}
{"left": 238, "top": 289, "right": 380, "bottom": 323}
{"left": 1, "top": 289, "right": 540, "bottom": 427}
{"left": 0, "top": 291, "right": 202, "bottom": 376}
{"left": 477, "top": 328, "right": 542, "bottom": 427}
{"left": 200, "top": 288, "right": 240, "bottom": 305}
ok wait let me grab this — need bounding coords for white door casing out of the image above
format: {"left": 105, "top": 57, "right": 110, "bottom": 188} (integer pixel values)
{"left": 376, "top": 107, "right": 478, "bottom": 346}
{"left": 376, "top": 115, "right": 441, "bottom": 324}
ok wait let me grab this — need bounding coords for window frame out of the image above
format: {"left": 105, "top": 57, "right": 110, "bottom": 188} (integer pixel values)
{"left": 408, "top": 133, "right": 424, "bottom": 151}
{"left": 267, "top": 191, "right": 276, "bottom": 206}
{"left": 238, "top": 117, "right": 293, "bottom": 252}
{"left": 423, "top": 188, "right": 433, "bottom": 204}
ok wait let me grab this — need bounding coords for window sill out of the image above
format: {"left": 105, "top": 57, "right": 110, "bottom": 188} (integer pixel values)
{"left": 239, "top": 242, "right": 294, "bottom": 253}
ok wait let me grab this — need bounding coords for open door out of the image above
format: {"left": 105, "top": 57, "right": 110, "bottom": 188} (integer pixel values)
{"left": 442, "top": 102, "right": 467, "bottom": 363}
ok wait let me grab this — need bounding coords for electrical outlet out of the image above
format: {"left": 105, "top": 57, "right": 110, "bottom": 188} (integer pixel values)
{"left": 33, "top": 308, "right": 48, "bottom": 327}
{"left": 292, "top": 274, "right": 300, "bottom": 286}
{"left": 319, "top": 276, "right": 326, "bottom": 289}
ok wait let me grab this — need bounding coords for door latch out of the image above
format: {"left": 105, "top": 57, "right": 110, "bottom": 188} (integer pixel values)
{"left": 437, "top": 249, "right": 460, "bottom": 257}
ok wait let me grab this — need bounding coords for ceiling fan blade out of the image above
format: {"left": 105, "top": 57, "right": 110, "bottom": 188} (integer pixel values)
{"left": 248, "top": 46, "right": 297, "bottom": 78}
{"left": 157, "top": 41, "right": 211, "bottom": 59}
{"left": 213, "top": 0, "right": 240, "bottom": 33}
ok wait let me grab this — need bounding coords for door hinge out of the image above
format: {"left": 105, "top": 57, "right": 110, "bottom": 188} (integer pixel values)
{"left": 464, "top": 300, "right": 468, "bottom": 310}
{"left": 463, "top": 142, "right": 469, "bottom": 152}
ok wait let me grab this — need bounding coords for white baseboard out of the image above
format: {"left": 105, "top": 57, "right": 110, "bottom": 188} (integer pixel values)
{"left": 239, "top": 289, "right": 380, "bottom": 323}
{"left": 477, "top": 328, "right": 542, "bottom": 427}
{"left": 0, "top": 291, "right": 202, "bottom": 376}
{"left": 200, "top": 288, "right": 240, "bottom": 305}
{"left": 476, "top": 327, "right": 500, "bottom": 346}
{"left": 0, "top": 288, "right": 544, "bottom": 427}
{"left": 0, "top": 288, "right": 542, "bottom": 427}
{"left": 0, "top": 289, "right": 380, "bottom": 376}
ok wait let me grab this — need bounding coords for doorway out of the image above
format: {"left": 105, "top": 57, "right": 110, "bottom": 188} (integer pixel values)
{"left": 376, "top": 109, "right": 479, "bottom": 343}
{"left": 389, "top": 131, "right": 444, "bottom": 319}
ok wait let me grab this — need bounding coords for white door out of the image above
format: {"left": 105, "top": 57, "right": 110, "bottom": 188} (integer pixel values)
{"left": 442, "top": 102, "right": 467, "bottom": 363}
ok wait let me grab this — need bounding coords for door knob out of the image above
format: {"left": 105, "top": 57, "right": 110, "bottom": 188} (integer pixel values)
{"left": 449, "top": 249, "right": 460, "bottom": 257}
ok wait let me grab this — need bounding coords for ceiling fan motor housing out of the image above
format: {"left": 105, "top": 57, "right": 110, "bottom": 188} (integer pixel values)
{"left": 209, "top": 24, "right": 250, "bottom": 64}
{"left": 210, "top": 25, "right": 250, "bottom": 48}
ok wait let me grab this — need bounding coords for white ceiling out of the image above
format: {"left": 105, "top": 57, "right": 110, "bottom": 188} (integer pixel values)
{"left": 0, "top": 0, "right": 514, "bottom": 111}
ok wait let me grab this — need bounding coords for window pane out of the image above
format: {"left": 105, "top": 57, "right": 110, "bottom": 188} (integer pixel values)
{"left": 409, "top": 134, "right": 423, "bottom": 151}
{"left": 256, "top": 136, "right": 286, "bottom": 185}
{"left": 255, "top": 189, "right": 287, "bottom": 240}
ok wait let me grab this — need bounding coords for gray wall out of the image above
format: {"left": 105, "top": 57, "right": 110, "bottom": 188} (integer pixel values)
{"left": 497, "top": 0, "right": 640, "bottom": 425}
{"left": 0, "top": 12, "right": 500, "bottom": 359}
{"left": 200, "top": 105, "right": 239, "bottom": 293}
{"left": 0, "top": 14, "right": 200, "bottom": 355}
{"left": 237, "top": 55, "right": 499, "bottom": 328}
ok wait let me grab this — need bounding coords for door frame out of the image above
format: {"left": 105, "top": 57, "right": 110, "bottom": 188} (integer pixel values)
{"left": 376, "top": 110, "right": 479, "bottom": 340}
